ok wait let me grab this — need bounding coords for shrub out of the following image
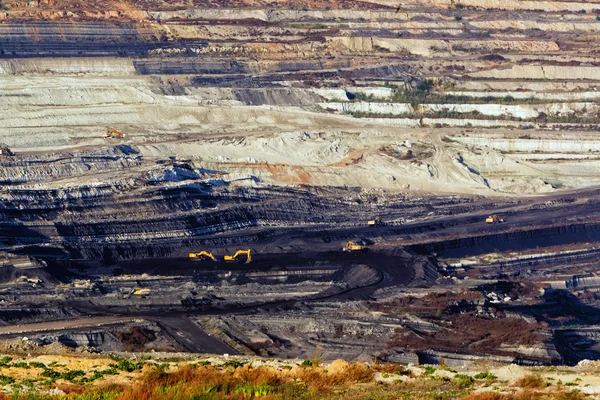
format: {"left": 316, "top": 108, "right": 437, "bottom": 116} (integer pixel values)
{"left": 301, "top": 360, "right": 313, "bottom": 367}
{"left": 475, "top": 372, "right": 497, "bottom": 380}
{"left": 29, "top": 362, "right": 47, "bottom": 369}
{"left": 454, "top": 373, "right": 474, "bottom": 389}
{"left": 111, "top": 360, "right": 143, "bottom": 372}
{"left": 41, "top": 369, "right": 61, "bottom": 379}
{"left": 0, "top": 374, "right": 14, "bottom": 385}
{"left": 90, "top": 368, "right": 119, "bottom": 381}
{"left": 220, "top": 360, "right": 245, "bottom": 369}
{"left": 60, "top": 370, "right": 86, "bottom": 381}
{"left": 0, "top": 357, "right": 12, "bottom": 367}
{"left": 515, "top": 374, "right": 546, "bottom": 389}
{"left": 424, "top": 366, "right": 436, "bottom": 375}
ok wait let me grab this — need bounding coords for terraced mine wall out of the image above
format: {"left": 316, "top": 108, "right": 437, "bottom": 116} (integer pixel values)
{"left": 411, "top": 222, "right": 600, "bottom": 259}
{"left": 0, "top": 23, "right": 166, "bottom": 57}
{"left": 4, "top": 0, "right": 600, "bottom": 367}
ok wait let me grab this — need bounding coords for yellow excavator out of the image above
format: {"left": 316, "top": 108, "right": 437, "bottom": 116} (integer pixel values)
{"left": 133, "top": 288, "right": 151, "bottom": 296}
{"left": 124, "top": 288, "right": 151, "bottom": 298}
{"left": 224, "top": 249, "right": 252, "bottom": 263}
{"left": 343, "top": 241, "right": 365, "bottom": 252}
{"left": 368, "top": 216, "right": 383, "bottom": 227}
{"left": 102, "top": 129, "right": 124, "bottom": 139}
{"left": 188, "top": 251, "right": 216, "bottom": 261}
{"left": 485, "top": 215, "right": 504, "bottom": 224}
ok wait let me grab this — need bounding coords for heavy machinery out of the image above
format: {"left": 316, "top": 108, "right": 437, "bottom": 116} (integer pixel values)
{"left": 224, "top": 249, "right": 252, "bottom": 263}
{"left": 102, "top": 129, "right": 124, "bottom": 139}
{"left": 133, "top": 288, "right": 151, "bottom": 296}
{"left": 368, "top": 216, "right": 384, "bottom": 227}
{"left": 124, "top": 288, "right": 151, "bottom": 298}
{"left": 343, "top": 241, "right": 365, "bottom": 252}
{"left": 486, "top": 215, "right": 504, "bottom": 224}
{"left": 188, "top": 251, "right": 216, "bottom": 261}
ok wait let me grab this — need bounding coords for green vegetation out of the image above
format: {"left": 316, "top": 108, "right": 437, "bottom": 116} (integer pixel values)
{"left": 424, "top": 366, "right": 437, "bottom": 375}
{"left": 89, "top": 368, "right": 119, "bottom": 381}
{"left": 0, "top": 357, "right": 13, "bottom": 367}
{"left": 219, "top": 360, "right": 246, "bottom": 369}
{"left": 475, "top": 372, "right": 497, "bottom": 380}
{"left": 59, "top": 370, "right": 86, "bottom": 381}
{"left": 109, "top": 360, "right": 144, "bottom": 373}
{"left": 10, "top": 362, "right": 30, "bottom": 369}
{"left": 454, "top": 374, "right": 474, "bottom": 389}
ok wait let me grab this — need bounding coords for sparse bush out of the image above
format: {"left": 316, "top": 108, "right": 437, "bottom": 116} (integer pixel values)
{"left": 301, "top": 360, "right": 313, "bottom": 367}
{"left": 454, "top": 373, "right": 474, "bottom": 389}
{"left": 475, "top": 372, "right": 497, "bottom": 380}
{"left": 0, "top": 357, "right": 12, "bottom": 367}
{"left": 220, "top": 360, "right": 245, "bottom": 369}
{"left": 60, "top": 370, "right": 85, "bottom": 381}
{"left": 424, "top": 366, "right": 436, "bottom": 375}
{"left": 110, "top": 360, "right": 143, "bottom": 373}
{"left": 0, "top": 374, "right": 14, "bottom": 385}
{"left": 515, "top": 374, "right": 546, "bottom": 389}
{"left": 41, "top": 369, "right": 61, "bottom": 379}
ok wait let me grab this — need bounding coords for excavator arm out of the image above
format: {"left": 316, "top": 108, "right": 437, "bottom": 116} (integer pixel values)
{"left": 189, "top": 251, "right": 216, "bottom": 261}
{"left": 224, "top": 249, "right": 251, "bottom": 263}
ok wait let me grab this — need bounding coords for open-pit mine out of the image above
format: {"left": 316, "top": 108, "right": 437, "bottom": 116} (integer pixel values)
{"left": 3, "top": 0, "right": 600, "bottom": 375}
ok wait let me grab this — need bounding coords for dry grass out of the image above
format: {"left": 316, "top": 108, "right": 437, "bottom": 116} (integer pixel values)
{"left": 0, "top": 360, "right": 590, "bottom": 400}
{"left": 460, "top": 393, "right": 505, "bottom": 400}
{"left": 460, "top": 388, "right": 589, "bottom": 400}
{"left": 114, "top": 360, "right": 374, "bottom": 399}
{"left": 515, "top": 374, "right": 546, "bottom": 389}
